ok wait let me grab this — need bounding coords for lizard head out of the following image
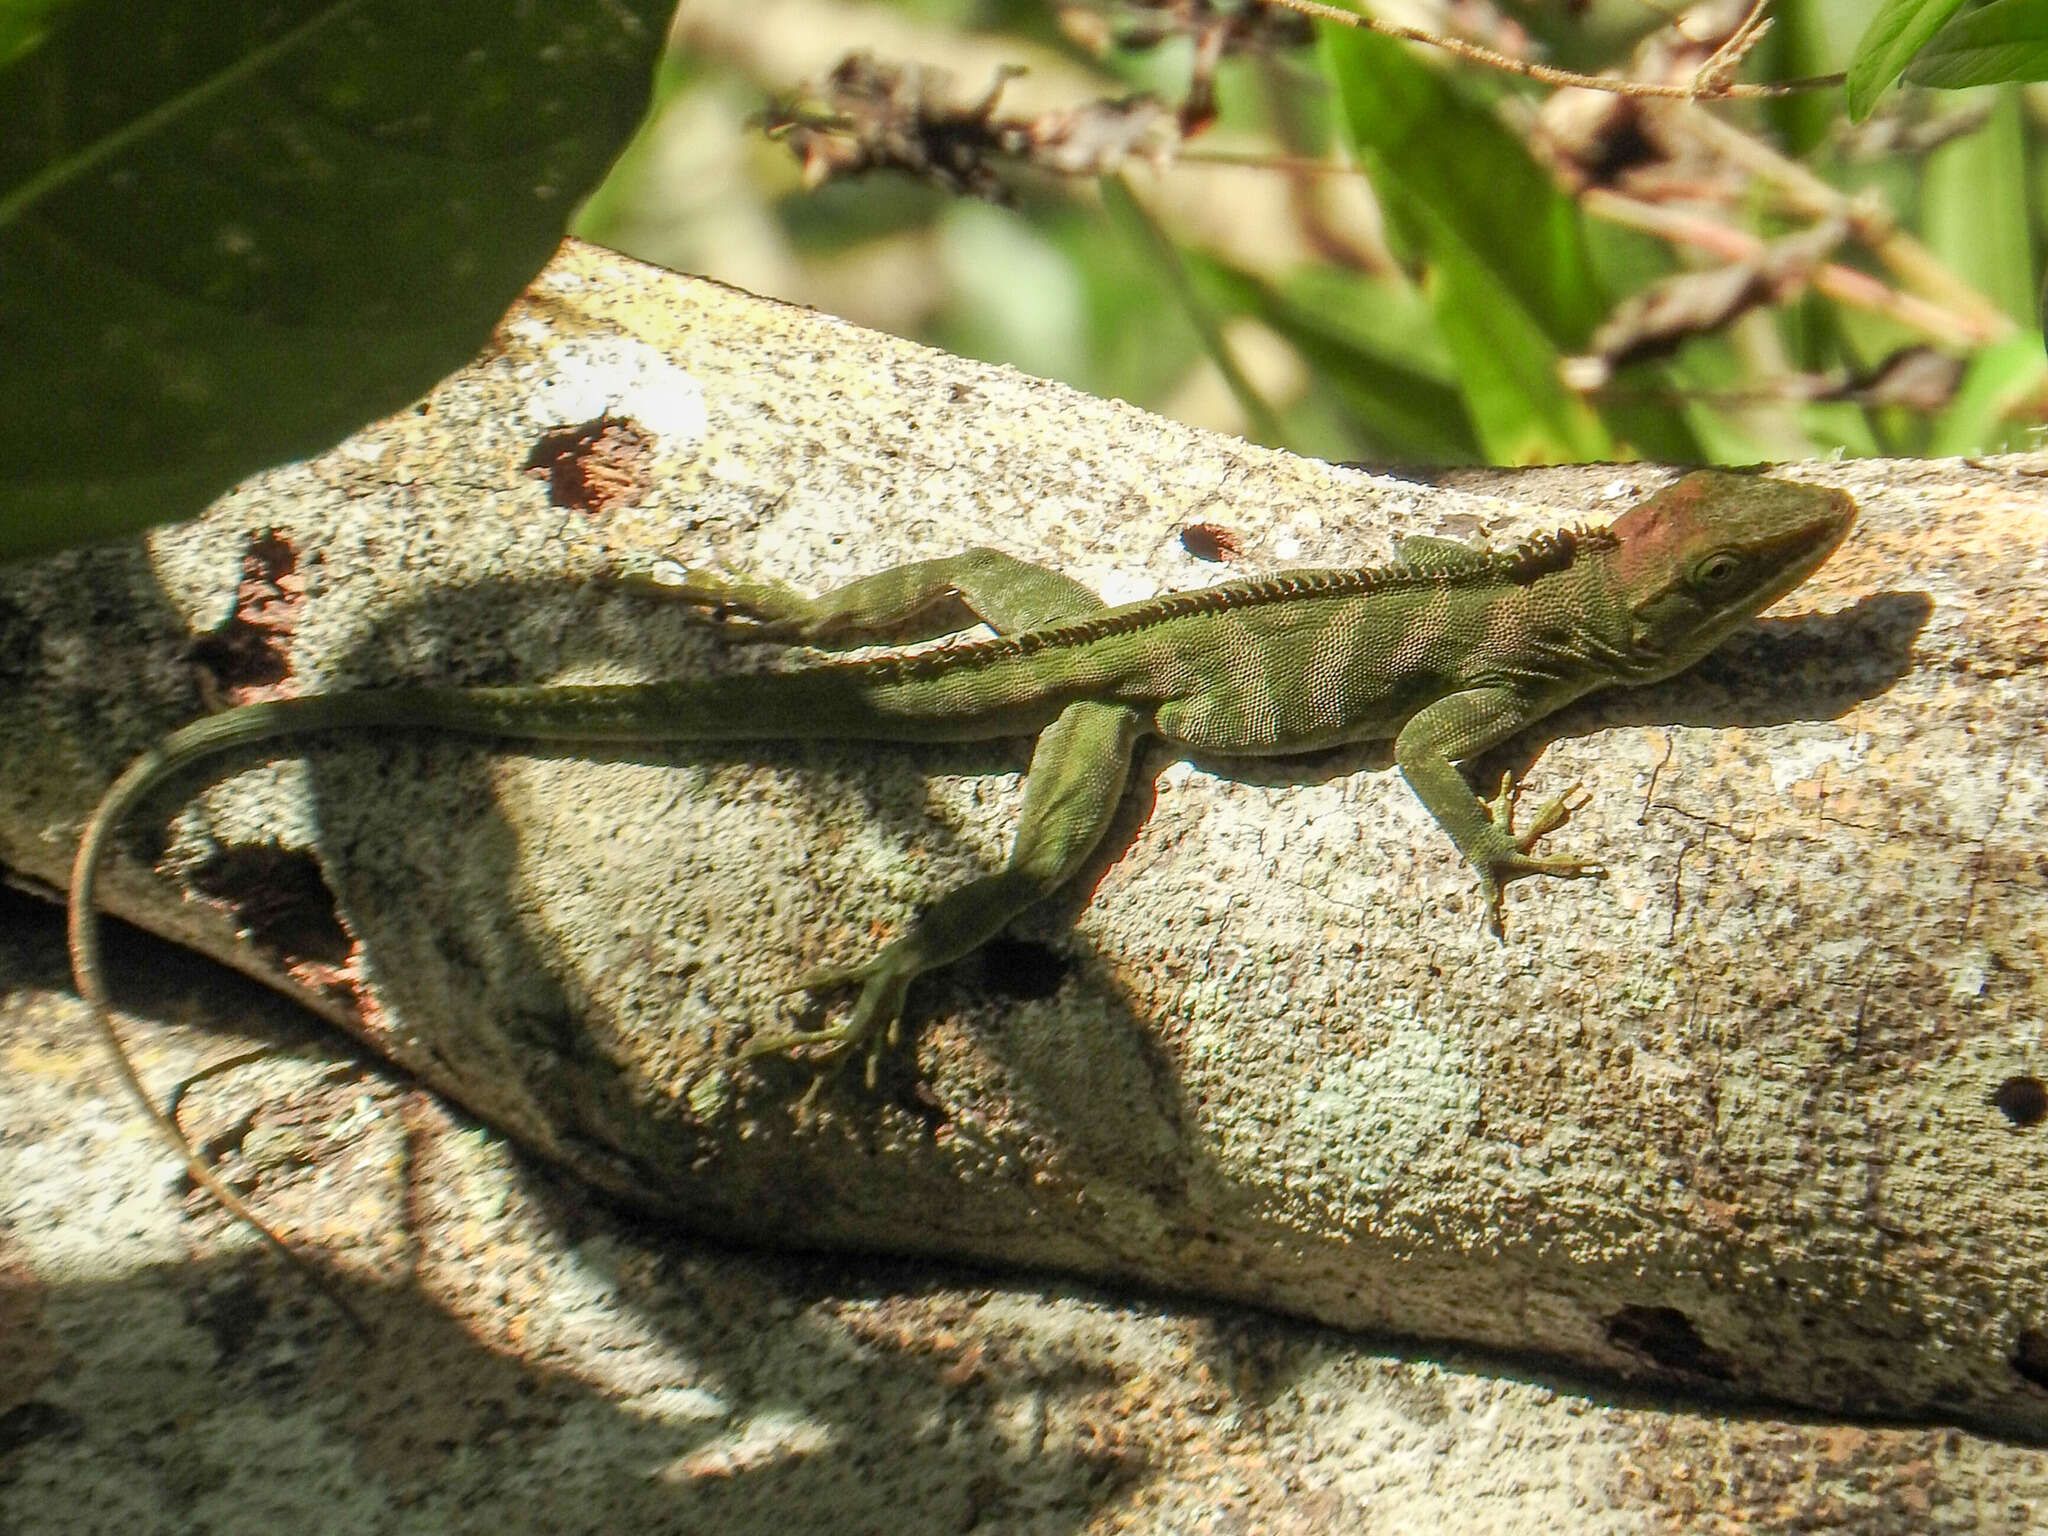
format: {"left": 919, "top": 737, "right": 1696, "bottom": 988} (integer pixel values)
{"left": 1605, "top": 470, "right": 1855, "bottom": 681}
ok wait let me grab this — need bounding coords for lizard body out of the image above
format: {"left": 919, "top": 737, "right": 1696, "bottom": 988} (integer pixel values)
{"left": 67, "top": 469, "right": 1852, "bottom": 1301}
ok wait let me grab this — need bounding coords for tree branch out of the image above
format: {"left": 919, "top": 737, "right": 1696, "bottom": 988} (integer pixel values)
{"left": 4, "top": 240, "right": 2045, "bottom": 1433}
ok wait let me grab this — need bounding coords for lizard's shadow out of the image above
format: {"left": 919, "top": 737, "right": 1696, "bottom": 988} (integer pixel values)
{"left": 204, "top": 561, "right": 1207, "bottom": 1237}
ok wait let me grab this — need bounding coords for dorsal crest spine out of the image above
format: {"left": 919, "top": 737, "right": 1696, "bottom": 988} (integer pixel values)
{"left": 847, "top": 524, "right": 1618, "bottom": 682}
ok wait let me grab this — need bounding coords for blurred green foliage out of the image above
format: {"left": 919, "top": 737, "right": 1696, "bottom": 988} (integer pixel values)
{"left": 585, "top": 0, "right": 2046, "bottom": 474}
{"left": 3, "top": 0, "right": 2043, "bottom": 563}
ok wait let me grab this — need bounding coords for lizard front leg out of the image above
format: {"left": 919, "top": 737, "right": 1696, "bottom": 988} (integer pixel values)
{"left": 1393, "top": 686, "right": 1606, "bottom": 936}
{"left": 617, "top": 547, "right": 1106, "bottom": 643}
{"left": 743, "top": 699, "right": 1146, "bottom": 1086}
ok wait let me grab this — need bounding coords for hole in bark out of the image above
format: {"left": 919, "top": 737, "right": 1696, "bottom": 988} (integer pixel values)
{"left": 186, "top": 845, "right": 351, "bottom": 966}
{"left": 188, "top": 1273, "right": 273, "bottom": 1363}
{"left": 188, "top": 532, "right": 303, "bottom": 690}
{"left": 1992, "top": 1075, "right": 2047, "bottom": 1129}
{"left": 1180, "top": 522, "right": 1243, "bottom": 562}
{"left": 524, "top": 415, "right": 655, "bottom": 514}
{"left": 0, "top": 1401, "right": 77, "bottom": 1455}
{"left": 2015, "top": 1331, "right": 2048, "bottom": 1392}
{"left": 1604, "top": 1304, "right": 1729, "bottom": 1378}
{"left": 976, "top": 937, "right": 1066, "bottom": 1000}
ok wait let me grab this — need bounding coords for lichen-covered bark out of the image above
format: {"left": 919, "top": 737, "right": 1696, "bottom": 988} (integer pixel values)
{"left": 1, "top": 239, "right": 2043, "bottom": 1435}
{"left": 8, "top": 924, "right": 2044, "bottom": 1533}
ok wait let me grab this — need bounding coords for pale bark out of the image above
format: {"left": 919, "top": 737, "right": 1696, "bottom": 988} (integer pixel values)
{"left": 9, "top": 936, "right": 2045, "bottom": 1532}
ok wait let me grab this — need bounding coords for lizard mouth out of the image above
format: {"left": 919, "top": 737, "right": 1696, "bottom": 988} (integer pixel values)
{"left": 1741, "top": 488, "right": 1857, "bottom": 614}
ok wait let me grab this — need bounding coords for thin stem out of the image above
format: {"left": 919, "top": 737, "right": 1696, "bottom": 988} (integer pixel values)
{"left": 1583, "top": 188, "right": 1999, "bottom": 346}
{"left": 1104, "top": 174, "right": 1295, "bottom": 450}
{"left": 1695, "top": 0, "right": 1776, "bottom": 91}
{"left": 1678, "top": 106, "right": 2016, "bottom": 339}
{"left": 1180, "top": 147, "right": 1356, "bottom": 175}
{"left": 1263, "top": 0, "right": 1842, "bottom": 100}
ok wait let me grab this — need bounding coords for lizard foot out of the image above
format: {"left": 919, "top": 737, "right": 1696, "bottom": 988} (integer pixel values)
{"left": 737, "top": 957, "right": 916, "bottom": 1092}
{"left": 612, "top": 557, "right": 810, "bottom": 637}
{"left": 1477, "top": 771, "right": 1607, "bottom": 937}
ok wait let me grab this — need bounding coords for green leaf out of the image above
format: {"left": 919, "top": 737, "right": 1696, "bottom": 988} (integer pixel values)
{"left": 0, "top": 0, "right": 668, "bottom": 562}
{"left": 1846, "top": 0, "right": 1971, "bottom": 118}
{"left": 0, "top": 0, "right": 75, "bottom": 66}
{"left": 1098, "top": 178, "right": 1292, "bottom": 450}
{"left": 1927, "top": 333, "right": 2048, "bottom": 455}
{"left": 1197, "top": 260, "right": 1482, "bottom": 463}
{"left": 1425, "top": 237, "right": 1612, "bottom": 463}
{"left": 1905, "top": 0, "right": 2048, "bottom": 88}
{"left": 1319, "top": 24, "right": 1625, "bottom": 461}
{"left": 1321, "top": 25, "right": 1602, "bottom": 343}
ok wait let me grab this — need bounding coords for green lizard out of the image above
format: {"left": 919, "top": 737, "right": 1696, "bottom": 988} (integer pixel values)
{"left": 68, "top": 468, "right": 1851, "bottom": 1298}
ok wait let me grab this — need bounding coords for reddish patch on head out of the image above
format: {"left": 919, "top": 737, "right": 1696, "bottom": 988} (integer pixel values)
{"left": 1607, "top": 479, "right": 1699, "bottom": 586}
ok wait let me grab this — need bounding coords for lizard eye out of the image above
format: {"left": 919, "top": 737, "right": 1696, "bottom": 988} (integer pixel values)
{"left": 1692, "top": 551, "right": 1745, "bottom": 590}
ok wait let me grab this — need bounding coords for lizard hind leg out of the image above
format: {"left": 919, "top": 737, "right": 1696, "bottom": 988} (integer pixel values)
{"left": 616, "top": 546, "right": 1107, "bottom": 645}
{"left": 741, "top": 699, "right": 1147, "bottom": 1089}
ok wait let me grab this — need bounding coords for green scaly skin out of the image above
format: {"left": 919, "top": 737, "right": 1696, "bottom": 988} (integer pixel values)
{"left": 68, "top": 471, "right": 1852, "bottom": 1289}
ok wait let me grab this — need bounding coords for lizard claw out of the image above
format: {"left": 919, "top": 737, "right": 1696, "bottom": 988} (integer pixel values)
{"left": 1477, "top": 771, "right": 1607, "bottom": 937}
{"left": 741, "top": 957, "right": 914, "bottom": 1091}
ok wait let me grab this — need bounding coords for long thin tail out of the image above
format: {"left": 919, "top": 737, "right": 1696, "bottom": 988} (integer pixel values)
{"left": 67, "top": 657, "right": 1076, "bottom": 1322}
{"left": 65, "top": 664, "right": 1062, "bottom": 1329}
{"left": 66, "top": 700, "right": 425, "bottom": 1334}
{"left": 62, "top": 684, "right": 656, "bottom": 1336}
{"left": 69, "top": 668, "right": 1013, "bottom": 1030}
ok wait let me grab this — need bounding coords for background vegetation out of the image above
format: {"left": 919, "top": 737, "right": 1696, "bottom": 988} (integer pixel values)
{"left": 584, "top": 0, "right": 2048, "bottom": 468}
{"left": 3, "top": 0, "right": 2043, "bottom": 560}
